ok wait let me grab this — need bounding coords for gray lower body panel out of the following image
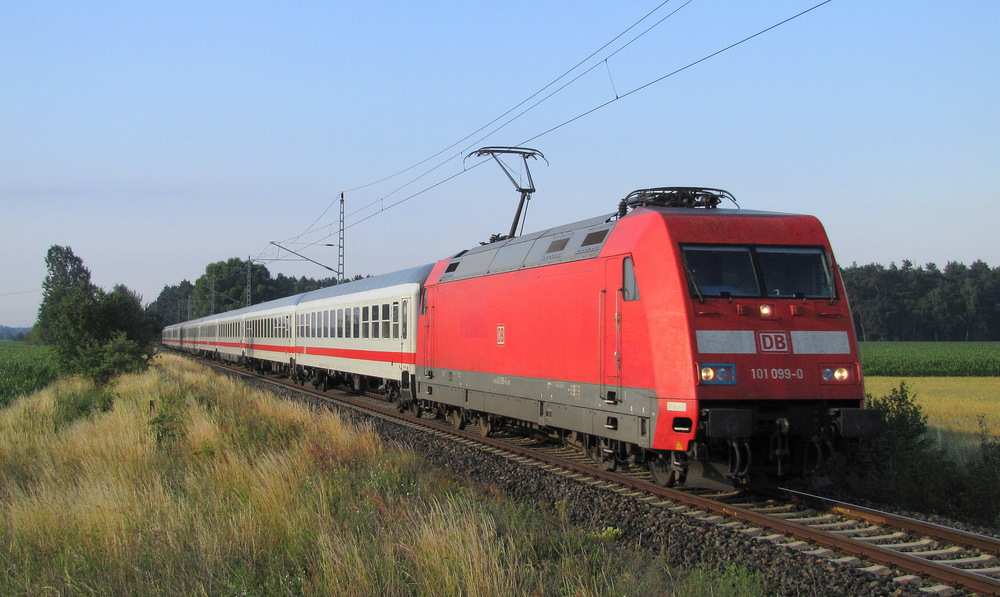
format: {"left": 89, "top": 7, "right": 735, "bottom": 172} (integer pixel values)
{"left": 416, "top": 367, "right": 657, "bottom": 449}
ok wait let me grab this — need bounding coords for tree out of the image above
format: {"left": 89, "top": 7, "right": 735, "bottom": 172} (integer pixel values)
{"left": 842, "top": 259, "right": 1000, "bottom": 341}
{"left": 151, "top": 257, "right": 344, "bottom": 322}
{"left": 36, "top": 246, "right": 158, "bottom": 385}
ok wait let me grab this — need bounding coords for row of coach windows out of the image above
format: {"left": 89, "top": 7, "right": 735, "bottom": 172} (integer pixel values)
{"left": 219, "top": 322, "right": 243, "bottom": 339}
{"left": 297, "top": 301, "right": 407, "bottom": 341}
{"left": 247, "top": 316, "right": 290, "bottom": 339}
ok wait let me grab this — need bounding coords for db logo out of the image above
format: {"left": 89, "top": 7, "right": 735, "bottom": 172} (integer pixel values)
{"left": 757, "top": 331, "right": 790, "bottom": 353}
{"left": 497, "top": 324, "right": 505, "bottom": 346}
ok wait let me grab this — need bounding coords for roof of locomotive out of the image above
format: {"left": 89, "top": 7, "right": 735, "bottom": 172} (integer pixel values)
{"left": 435, "top": 206, "right": 816, "bottom": 284}
{"left": 437, "top": 213, "right": 617, "bottom": 283}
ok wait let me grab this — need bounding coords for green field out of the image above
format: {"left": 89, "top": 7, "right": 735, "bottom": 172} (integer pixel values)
{"left": 0, "top": 341, "right": 57, "bottom": 408}
{"left": 859, "top": 341, "right": 1000, "bottom": 377}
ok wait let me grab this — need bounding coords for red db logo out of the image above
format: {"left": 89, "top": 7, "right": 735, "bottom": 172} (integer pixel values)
{"left": 757, "top": 331, "right": 790, "bottom": 353}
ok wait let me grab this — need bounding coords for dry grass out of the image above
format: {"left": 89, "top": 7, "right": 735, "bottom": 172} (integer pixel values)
{"left": 0, "top": 353, "right": 762, "bottom": 596}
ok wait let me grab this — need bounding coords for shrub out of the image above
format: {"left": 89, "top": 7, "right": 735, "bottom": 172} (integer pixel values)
{"left": 53, "top": 386, "right": 114, "bottom": 430}
{"left": 839, "top": 382, "right": 1000, "bottom": 527}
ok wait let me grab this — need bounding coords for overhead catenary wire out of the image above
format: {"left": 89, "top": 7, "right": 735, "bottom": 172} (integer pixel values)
{"left": 260, "top": 0, "right": 836, "bottom": 266}
{"left": 264, "top": 0, "right": 690, "bottom": 261}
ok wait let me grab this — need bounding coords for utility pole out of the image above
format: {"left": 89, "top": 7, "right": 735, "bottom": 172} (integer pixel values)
{"left": 210, "top": 277, "right": 216, "bottom": 314}
{"left": 338, "top": 192, "right": 345, "bottom": 283}
{"left": 246, "top": 257, "right": 252, "bottom": 307}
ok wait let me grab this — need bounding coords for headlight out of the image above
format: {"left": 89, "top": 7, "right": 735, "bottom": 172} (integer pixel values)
{"left": 700, "top": 363, "right": 736, "bottom": 385}
{"left": 821, "top": 365, "right": 855, "bottom": 383}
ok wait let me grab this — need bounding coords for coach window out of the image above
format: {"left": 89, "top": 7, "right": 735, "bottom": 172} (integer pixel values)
{"left": 401, "top": 300, "right": 407, "bottom": 339}
{"left": 336, "top": 309, "right": 343, "bottom": 338}
{"left": 345, "top": 308, "right": 352, "bottom": 338}
{"left": 383, "top": 303, "right": 392, "bottom": 338}
{"left": 362, "top": 307, "right": 370, "bottom": 338}
{"left": 391, "top": 302, "right": 399, "bottom": 338}
{"left": 353, "top": 307, "right": 360, "bottom": 338}
{"left": 623, "top": 257, "right": 639, "bottom": 301}
{"left": 372, "top": 305, "right": 380, "bottom": 339}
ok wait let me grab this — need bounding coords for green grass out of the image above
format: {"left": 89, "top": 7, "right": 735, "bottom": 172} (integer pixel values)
{"left": 0, "top": 354, "right": 764, "bottom": 597}
{"left": 859, "top": 341, "right": 1000, "bottom": 376}
{"left": 0, "top": 342, "right": 57, "bottom": 408}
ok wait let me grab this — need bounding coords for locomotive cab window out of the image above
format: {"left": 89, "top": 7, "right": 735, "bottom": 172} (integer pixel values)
{"left": 682, "top": 246, "right": 758, "bottom": 297}
{"left": 681, "top": 245, "right": 834, "bottom": 299}
{"left": 757, "top": 247, "right": 832, "bottom": 298}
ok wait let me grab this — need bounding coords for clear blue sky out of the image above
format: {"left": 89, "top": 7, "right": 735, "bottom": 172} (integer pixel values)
{"left": 2, "top": 1, "right": 998, "bottom": 327}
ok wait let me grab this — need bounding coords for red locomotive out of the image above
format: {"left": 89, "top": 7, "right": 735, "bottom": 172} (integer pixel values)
{"left": 165, "top": 186, "right": 879, "bottom": 488}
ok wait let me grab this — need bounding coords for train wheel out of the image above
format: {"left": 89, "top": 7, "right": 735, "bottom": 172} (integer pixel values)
{"left": 588, "top": 438, "right": 617, "bottom": 471}
{"left": 447, "top": 409, "right": 465, "bottom": 430}
{"left": 648, "top": 455, "right": 678, "bottom": 487}
{"left": 408, "top": 399, "right": 422, "bottom": 419}
{"left": 476, "top": 414, "right": 493, "bottom": 437}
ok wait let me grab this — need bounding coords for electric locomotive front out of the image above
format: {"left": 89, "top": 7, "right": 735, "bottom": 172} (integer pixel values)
{"left": 624, "top": 194, "right": 880, "bottom": 487}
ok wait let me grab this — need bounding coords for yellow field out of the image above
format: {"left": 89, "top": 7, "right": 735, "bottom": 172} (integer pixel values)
{"left": 864, "top": 376, "right": 1000, "bottom": 436}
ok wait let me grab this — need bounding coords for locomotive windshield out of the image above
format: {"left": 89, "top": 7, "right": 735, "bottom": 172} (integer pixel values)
{"left": 682, "top": 245, "right": 833, "bottom": 299}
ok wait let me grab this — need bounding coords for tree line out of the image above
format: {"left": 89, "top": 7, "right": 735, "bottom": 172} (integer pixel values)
{"left": 842, "top": 260, "right": 1000, "bottom": 341}
{"left": 147, "top": 257, "right": 364, "bottom": 326}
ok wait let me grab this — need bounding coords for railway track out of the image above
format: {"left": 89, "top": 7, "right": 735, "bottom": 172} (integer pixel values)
{"left": 198, "top": 356, "right": 1000, "bottom": 596}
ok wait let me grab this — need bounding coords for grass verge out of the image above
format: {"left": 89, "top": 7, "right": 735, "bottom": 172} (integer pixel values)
{"left": 0, "top": 353, "right": 763, "bottom": 596}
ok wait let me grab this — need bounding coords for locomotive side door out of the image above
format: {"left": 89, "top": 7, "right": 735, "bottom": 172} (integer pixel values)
{"left": 420, "top": 287, "right": 434, "bottom": 371}
{"left": 600, "top": 256, "right": 626, "bottom": 404}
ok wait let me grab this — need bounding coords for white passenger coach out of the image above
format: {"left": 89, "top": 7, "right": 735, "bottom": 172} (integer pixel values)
{"left": 162, "top": 263, "right": 434, "bottom": 400}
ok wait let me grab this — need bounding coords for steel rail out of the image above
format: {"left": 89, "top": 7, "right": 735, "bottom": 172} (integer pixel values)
{"left": 782, "top": 487, "right": 1000, "bottom": 555}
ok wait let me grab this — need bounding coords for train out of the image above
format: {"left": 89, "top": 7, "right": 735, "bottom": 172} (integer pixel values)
{"left": 162, "top": 187, "right": 881, "bottom": 489}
